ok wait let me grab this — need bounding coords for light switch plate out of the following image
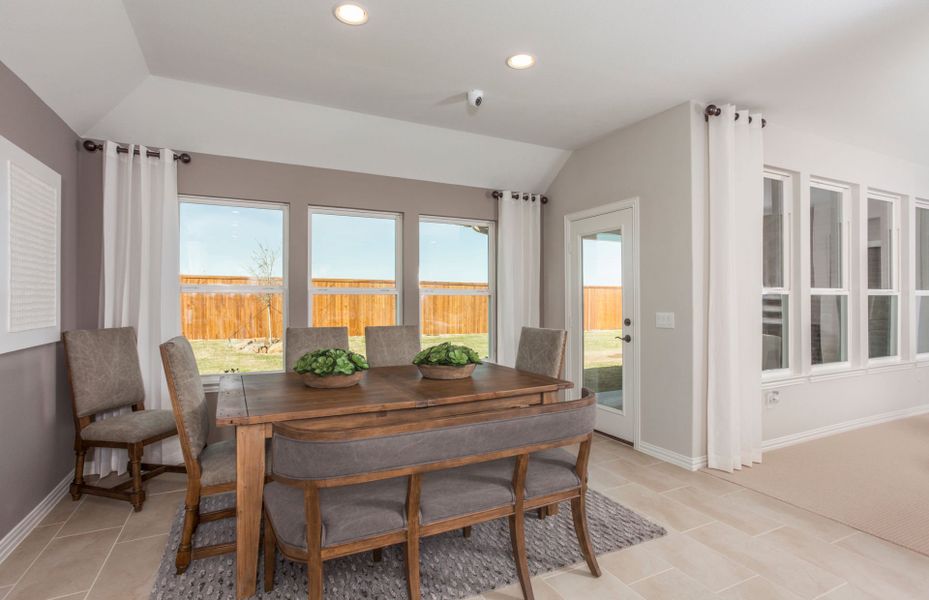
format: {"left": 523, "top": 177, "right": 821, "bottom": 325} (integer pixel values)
{"left": 655, "top": 312, "right": 675, "bottom": 329}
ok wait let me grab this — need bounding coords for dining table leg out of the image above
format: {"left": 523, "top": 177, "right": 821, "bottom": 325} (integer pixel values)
{"left": 236, "top": 423, "right": 266, "bottom": 600}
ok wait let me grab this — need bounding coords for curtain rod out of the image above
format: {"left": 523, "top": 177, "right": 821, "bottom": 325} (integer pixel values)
{"left": 704, "top": 104, "right": 767, "bottom": 128}
{"left": 491, "top": 190, "right": 549, "bottom": 204}
{"left": 81, "top": 140, "right": 192, "bottom": 163}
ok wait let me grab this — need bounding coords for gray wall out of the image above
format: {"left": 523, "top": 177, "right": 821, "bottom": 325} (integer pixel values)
{"left": 542, "top": 102, "right": 700, "bottom": 458}
{"left": 0, "top": 62, "right": 83, "bottom": 540}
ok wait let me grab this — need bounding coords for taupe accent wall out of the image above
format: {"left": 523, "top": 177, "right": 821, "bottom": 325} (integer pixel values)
{"left": 542, "top": 102, "right": 700, "bottom": 459}
{"left": 0, "top": 62, "right": 83, "bottom": 540}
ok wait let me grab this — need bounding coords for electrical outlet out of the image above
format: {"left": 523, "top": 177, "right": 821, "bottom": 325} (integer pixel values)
{"left": 765, "top": 390, "right": 780, "bottom": 408}
{"left": 655, "top": 312, "right": 675, "bottom": 329}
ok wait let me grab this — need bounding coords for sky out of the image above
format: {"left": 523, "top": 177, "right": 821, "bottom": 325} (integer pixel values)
{"left": 180, "top": 202, "right": 622, "bottom": 286}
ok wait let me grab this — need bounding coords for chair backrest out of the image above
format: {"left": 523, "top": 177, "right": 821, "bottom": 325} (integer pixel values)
{"left": 515, "top": 327, "right": 568, "bottom": 378}
{"left": 271, "top": 391, "right": 596, "bottom": 484}
{"left": 160, "top": 336, "right": 210, "bottom": 463}
{"left": 63, "top": 327, "right": 146, "bottom": 418}
{"left": 285, "top": 327, "right": 349, "bottom": 370}
{"left": 364, "top": 325, "right": 421, "bottom": 367}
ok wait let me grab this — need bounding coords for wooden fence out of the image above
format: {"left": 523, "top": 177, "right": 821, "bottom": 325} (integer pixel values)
{"left": 180, "top": 276, "right": 621, "bottom": 339}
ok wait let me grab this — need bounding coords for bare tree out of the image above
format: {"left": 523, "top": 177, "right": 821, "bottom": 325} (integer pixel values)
{"left": 247, "top": 242, "right": 280, "bottom": 346}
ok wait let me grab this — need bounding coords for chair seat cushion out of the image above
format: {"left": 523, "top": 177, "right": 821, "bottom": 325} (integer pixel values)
{"left": 80, "top": 409, "right": 176, "bottom": 444}
{"left": 263, "top": 478, "right": 408, "bottom": 549}
{"left": 419, "top": 448, "right": 580, "bottom": 524}
{"left": 198, "top": 439, "right": 271, "bottom": 487}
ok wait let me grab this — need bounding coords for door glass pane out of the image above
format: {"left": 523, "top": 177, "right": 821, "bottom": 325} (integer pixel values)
{"left": 867, "top": 198, "right": 894, "bottom": 289}
{"left": 763, "top": 178, "right": 785, "bottom": 289}
{"left": 762, "top": 294, "right": 789, "bottom": 370}
{"left": 581, "top": 230, "right": 624, "bottom": 410}
{"left": 419, "top": 221, "right": 492, "bottom": 357}
{"left": 868, "top": 295, "right": 897, "bottom": 359}
{"left": 917, "top": 297, "right": 929, "bottom": 354}
{"left": 811, "top": 294, "right": 847, "bottom": 365}
{"left": 916, "top": 208, "right": 929, "bottom": 291}
{"left": 810, "top": 187, "right": 843, "bottom": 289}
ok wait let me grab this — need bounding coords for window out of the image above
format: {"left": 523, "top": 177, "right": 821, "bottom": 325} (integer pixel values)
{"left": 763, "top": 173, "right": 790, "bottom": 372}
{"left": 419, "top": 218, "right": 495, "bottom": 359}
{"left": 866, "top": 193, "right": 899, "bottom": 360}
{"left": 308, "top": 208, "right": 401, "bottom": 355}
{"left": 916, "top": 203, "right": 929, "bottom": 355}
{"left": 809, "top": 182, "right": 849, "bottom": 366}
{"left": 179, "top": 199, "right": 287, "bottom": 374}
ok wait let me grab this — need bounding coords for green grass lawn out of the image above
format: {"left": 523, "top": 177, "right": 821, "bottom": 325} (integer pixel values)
{"left": 192, "top": 330, "right": 619, "bottom": 377}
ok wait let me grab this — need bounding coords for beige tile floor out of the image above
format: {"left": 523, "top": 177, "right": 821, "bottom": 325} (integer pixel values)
{"left": 1, "top": 434, "right": 928, "bottom": 600}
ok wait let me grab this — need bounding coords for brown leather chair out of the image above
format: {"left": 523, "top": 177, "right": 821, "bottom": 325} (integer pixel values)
{"left": 285, "top": 327, "right": 350, "bottom": 370}
{"left": 160, "top": 335, "right": 240, "bottom": 573}
{"left": 262, "top": 391, "right": 600, "bottom": 600}
{"left": 63, "top": 327, "right": 181, "bottom": 511}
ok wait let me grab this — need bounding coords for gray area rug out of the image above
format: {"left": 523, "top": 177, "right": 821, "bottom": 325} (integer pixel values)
{"left": 150, "top": 490, "right": 664, "bottom": 599}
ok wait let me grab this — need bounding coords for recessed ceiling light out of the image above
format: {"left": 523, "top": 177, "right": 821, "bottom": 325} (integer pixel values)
{"left": 333, "top": 3, "right": 368, "bottom": 25}
{"left": 506, "top": 54, "right": 535, "bottom": 69}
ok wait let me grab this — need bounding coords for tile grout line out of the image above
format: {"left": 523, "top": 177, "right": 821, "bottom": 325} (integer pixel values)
{"left": 46, "top": 591, "right": 89, "bottom": 600}
{"left": 2, "top": 497, "right": 78, "bottom": 597}
{"left": 80, "top": 500, "right": 136, "bottom": 600}
{"left": 54, "top": 525, "right": 125, "bottom": 541}
{"left": 624, "top": 566, "right": 675, "bottom": 586}
{"left": 714, "top": 574, "right": 759, "bottom": 594}
{"left": 812, "top": 581, "right": 848, "bottom": 599}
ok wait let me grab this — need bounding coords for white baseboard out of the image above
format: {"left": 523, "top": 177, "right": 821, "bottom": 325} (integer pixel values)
{"left": 637, "top": 441, "right": 707, "bottom": 471}
{"left": 763, "top": 403, "right": 929, "bottom": 451}
{"left": 0, "top": 470, "right": 73, "bottom": 565}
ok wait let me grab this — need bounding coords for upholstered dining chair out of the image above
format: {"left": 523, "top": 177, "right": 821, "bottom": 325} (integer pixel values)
{"left": 515, "top": 326, "right": 568, "bottom": 378}
{"left": 364, "top": 325, "right": 421, "bottom": 367}
{"left": 261, "top": 391, "right": 600, "bottom": 600}
{"left": 63, "top": 327, "right": 181, "bottom": 512}
{"left": 285, "top": 327, "right": 350, "bottom": 370}
{"left": 160, "top": 335, "right": 241, "bottom": 573}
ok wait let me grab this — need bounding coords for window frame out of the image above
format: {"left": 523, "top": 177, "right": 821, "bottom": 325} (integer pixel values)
{"left": 178, "top": 195, "right": 290, "bottom": 378}
{"left": 762, "top": 170, "right": 793, "bottom": 377}
{"left": 418, "top": 215, "right": 497, "bottom": 362}
{"left": 307, "top": 206, "right": 403, "bottom": 330}
{"left": 809, "top": 179, "right": 851, "bottom": 371}
{"left": 865, "top": 191, "right": 901, "bottom": 363}
{"left": 914, "top": 200, "right": 929, "bottom": 360}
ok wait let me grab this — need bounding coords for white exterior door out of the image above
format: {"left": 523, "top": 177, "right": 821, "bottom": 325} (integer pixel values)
{"left": 567, "top": 205, "right": 637, "bottom": 442}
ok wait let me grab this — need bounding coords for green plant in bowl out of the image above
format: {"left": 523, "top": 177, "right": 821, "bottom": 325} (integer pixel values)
{"left": 413, "top": 342, "right": 482, "bottom": 379}
{"left": 294, "top": 348, "right": 369, "bottom": 388}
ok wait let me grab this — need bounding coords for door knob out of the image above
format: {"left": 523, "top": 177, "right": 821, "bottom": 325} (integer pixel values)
{"left": 624, "top": 318, "right": 632, "bottom": 326}
{"left": 621, "top": 334, "right": 631, "bottom": 343}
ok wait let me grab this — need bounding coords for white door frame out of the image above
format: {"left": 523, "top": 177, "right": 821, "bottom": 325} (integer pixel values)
{"left": 564, "top": 197, "right": 641, "bottom": 447}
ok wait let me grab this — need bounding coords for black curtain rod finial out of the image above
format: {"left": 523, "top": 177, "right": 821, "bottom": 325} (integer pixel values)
{"left": 491, "top": 190, "right": 548, "bottom": 204}
{"left": 81, "top": 139, "right": 191, "bottom": 163}
{"left": 704, "top": 103, "right": 767, "bottom": 128}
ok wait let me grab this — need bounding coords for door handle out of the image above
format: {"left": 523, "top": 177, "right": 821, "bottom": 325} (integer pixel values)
{"left": 621, "top": 334, "right": 631, "bottom": 343}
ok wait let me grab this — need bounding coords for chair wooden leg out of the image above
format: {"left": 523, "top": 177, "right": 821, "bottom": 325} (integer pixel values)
{"left": 70, "top": 448, "right": 86, "bottom": 501}
{"left": 263, "top": 514, "right": 276, "bottom": 593}
{"left": 128, "top": 445, "right": 145, "bottom": 512}
{"left": 508, "top": 512, "right": 534, "bottom": 600}
{"left": 405, "top": 536, "right": 421, "bottom": 600}
{"left": 307, "top": 556, "right": 323, "bottom": 600}
{"left": 570, "top": 495, "right": 601, "bottom": 577}
{"left": 462, "top": 526, "right": 472, "bottom": 538}
{"left": 176, "top": 487, "right": 201, "bottom": 574}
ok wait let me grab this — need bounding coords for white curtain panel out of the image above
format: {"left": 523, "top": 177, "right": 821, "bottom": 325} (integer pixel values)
{"left": 496, "top": 191, "right": 541, "bottom": 366}
{"left": 706, "top": 105, "right": 764, "bottom": 472}
{"left": 90, "top": 142, "right": 181, "bottom": 477}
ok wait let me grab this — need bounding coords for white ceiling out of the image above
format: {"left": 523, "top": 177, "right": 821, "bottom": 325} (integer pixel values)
{"left": 2, "top": 0, "right": 929, "bottom": 187}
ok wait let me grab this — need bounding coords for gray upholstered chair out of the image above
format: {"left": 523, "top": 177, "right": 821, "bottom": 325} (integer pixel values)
{"left": 364, "top": 325, "right": 421, "bottom": 367}
{"left": 515, "top": 326, "right": 568, "bottom": 378}
{"left": 63, "top": 327, "right": 180, "bottom": 511}
{"left": 285, "top": 327, "right": 350, "bottom": 370}
{"left": 160, "top": 335, "right": 239, "bottom": 573}
{"left": 262, "top": 391, "right": 600, "bottom": 600}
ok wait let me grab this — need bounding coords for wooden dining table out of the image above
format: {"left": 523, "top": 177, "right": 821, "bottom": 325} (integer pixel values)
{"left": 216, "top": 362, "right": 573, "bottom": 599}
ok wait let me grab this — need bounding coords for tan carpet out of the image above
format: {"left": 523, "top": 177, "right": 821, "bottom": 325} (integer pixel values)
{"left": 707, "top": 413, "right": 929, "bottom": 556}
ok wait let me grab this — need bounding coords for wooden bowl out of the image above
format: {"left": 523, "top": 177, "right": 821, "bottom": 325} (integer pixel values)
{"left": 301, "top": 371, "right": 364, "bottom": 389}
{"left": 417, "top": 363, "right": 477, "bottom": 380}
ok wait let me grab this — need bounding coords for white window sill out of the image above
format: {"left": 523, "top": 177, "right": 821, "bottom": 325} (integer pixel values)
{"left": 762, "top": 359, "right": 922, "bottom": 389}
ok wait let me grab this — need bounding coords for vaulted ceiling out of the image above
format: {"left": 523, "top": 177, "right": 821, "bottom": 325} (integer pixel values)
{"left": 2, "top": 0, "right": 928, "bottom": 189}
